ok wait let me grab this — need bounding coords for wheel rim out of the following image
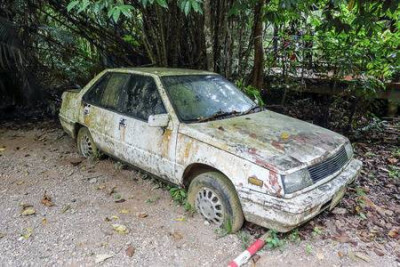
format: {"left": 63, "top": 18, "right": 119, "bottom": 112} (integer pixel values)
{"left": 195, "top": 187, "right": 224, "bottom": 226}
{"left": 80, "top": 134, "right": 93, "bottom": 158}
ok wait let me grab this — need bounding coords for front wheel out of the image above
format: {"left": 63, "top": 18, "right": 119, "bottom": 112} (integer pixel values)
{"left": 187, "top": 171, "right": 244, "bottom": 233}
{"left": 77, "top": 127, "right": 100, "bottom": 158}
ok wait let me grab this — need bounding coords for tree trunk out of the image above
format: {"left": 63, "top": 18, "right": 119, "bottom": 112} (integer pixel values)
{"left": 203, "top": 0, "right": 214, "bottom": 71}
{"left": 251, "top": 0, "right": 266, "bottom": 90}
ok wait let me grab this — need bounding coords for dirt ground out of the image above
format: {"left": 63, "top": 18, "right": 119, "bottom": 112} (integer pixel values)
{"left": 0, "top": 120, "right": 399, "bottom": 266}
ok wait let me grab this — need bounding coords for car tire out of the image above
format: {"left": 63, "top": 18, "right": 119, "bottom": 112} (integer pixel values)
{"left": 187, "top": 171, "right": 244, "bottom": 233}
{"left": 77, "top": 127, "right": 100, "bottom": 159}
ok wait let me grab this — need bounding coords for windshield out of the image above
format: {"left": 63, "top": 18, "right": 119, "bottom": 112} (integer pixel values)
{"left": 161, "top": 75, "right": 256, "bottom": 122}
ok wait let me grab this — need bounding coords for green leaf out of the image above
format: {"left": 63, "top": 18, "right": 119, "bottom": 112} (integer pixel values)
{"left": 67, "top": 0, "right": 80, "bottom": 12}
{"left": 112, "top": 9, "right": 121, "bottom": 22}
{"left": 191, "top": 1, "right": 202, "bottom": 14}
{"left": 156, "top": 0, "right": 168, "bottom": 8}
{"left": 184, "top": 1, "right": 191, "bottom": 16}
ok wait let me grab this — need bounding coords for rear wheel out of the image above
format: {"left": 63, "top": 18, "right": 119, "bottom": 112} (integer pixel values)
{"left": 77, "top": 127, "right": 99, "bottom": 158}
{"left": 187, "top": 171, "right": 244, "bottom": 233}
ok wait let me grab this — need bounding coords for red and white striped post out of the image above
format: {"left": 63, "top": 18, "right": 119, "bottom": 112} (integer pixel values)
{"left": 228, "top": 236, "right": 266, "bottom": 267}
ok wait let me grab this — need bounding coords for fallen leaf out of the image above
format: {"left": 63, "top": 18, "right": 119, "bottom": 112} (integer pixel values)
{"left": 109, "top": 186, "right": 117, "bottom": 196}
{"left": 21, "top": 228, "right": 33, "bottom": 239}
{"left": 169, "top": 231, "right": 183, "bottom": 241}
{"left": 374, "top": 248, "right": 385, "bottom": 256}
{"left": 174, "top": 217, "right": 186, "bottom": 222}
{"left": 0, "top": 233, "right": 5, "bottom": 239}
{"left": 110, "top": 215, "right": 119, "bottom": 220}
{"left": 95, "top": 254, "right": 113, "bottom": 263}
{"left": 119, "top": 209, "right": 130, "bottom": 214}
{"left": 70, "top": 159, "right": 82, "bottom": 166}
{"left": 332, "top": 232, "right": 353, "bottom": 243}
{"left": 61, "top": 204, "right": 71, "bottom": 213}
{"left": 388, "top": 228, "right": 399, "bottom": 238}
{"left": 42, "top": 218, "right": 47, "bottom": 225}
{"left": 97, "top": 184, "right": 106, "bottom": 190}
{"left": 137, "top": 212, "right": 148, "bottom": 218}
{"left": 21, "top": 207, "right": 36, "bottom": 216}
{"left": 16, "top": 181, "right": 24, "bottom": 185}
{"left": 112, "top": 224, "right": 129, "bottom": 234}
{"left": 316, "top": 252, "right": 324, "bottom": 260}
{"left": 115, "top": 198, "right": 126, "bottom": 203}
{"left": 354, "top": 252, "right": 370, "bottom": 262}
{"left": 0, "top": 147, "right": 5, "bottom": 152}
{"left": 388, "top": 157, "right": 398, "bottom": 164}
{"left": 337, "top": 251, "right": 344, "bottom": 258}
{"left": 125, "top": 245, "right": 135, "bottom": 257}
{"left": 41, "top": 192, "right": 54, "bottom": 207}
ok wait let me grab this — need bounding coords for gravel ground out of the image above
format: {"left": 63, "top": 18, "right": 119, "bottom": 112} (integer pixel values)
{"left": 0, "top": 120, "right": 398, "bottom": 266}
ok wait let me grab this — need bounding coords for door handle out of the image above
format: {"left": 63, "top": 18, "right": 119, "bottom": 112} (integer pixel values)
{"left": 83, "top": 103, "right": 91, "bottom": 115}
{"left": 119, "top": 118, "right": 126, "bottom": 130}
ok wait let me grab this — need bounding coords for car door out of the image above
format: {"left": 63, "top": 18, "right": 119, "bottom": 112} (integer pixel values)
{"left": 80, "top": 73, "right": 111, "bottom": 149}
{"left": 117, "top": 74, "right": 177, "bottom": 181}
{"left": 95, "top": 72, "right": 131, "bottom": 157}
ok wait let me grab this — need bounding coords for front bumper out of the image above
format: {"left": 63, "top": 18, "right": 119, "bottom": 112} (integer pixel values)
{"left": 239, "top": 159, "right": 362, "bottom": 232}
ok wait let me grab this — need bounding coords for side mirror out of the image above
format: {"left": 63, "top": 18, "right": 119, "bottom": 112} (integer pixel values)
{"left": 148, "top": 114, "right": 169, "bottom": 127}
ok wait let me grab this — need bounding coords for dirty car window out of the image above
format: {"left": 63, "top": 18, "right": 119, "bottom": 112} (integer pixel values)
{"left": 83, "top": 73, "right": 110, "bottom": 105}
{"left": 161, "top": 75, "right": 254, "bottom": 122}
{"left": 120, "top": 75, "right": 166, "bottom": 121}
{"left": 100, "top": 73, "right": 130, "bottom": 110}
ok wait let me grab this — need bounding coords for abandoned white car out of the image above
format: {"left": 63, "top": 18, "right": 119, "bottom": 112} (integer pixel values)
{"left": 59, "top": 68, "right": 362, "bottom": 233}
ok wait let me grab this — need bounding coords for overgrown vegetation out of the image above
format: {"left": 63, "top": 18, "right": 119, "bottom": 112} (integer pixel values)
{"left": 1, "top": 0, "right": 399, "bottom": 123}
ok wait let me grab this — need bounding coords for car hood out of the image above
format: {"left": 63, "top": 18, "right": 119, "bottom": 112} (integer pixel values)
{"left": 179, "top": 110, "right": 348, "bottom": 173}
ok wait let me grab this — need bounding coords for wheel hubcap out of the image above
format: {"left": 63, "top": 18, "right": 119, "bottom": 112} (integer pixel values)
{"left": 195, "top": 188, "right": 224, "bottom": 226}
{"left": 80, "top": 134, "right": 93, "bottom": 158}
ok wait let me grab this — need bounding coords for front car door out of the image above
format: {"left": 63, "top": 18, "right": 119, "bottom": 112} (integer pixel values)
{"left": 118, "top": 73, "right": 177, "bottom": 181}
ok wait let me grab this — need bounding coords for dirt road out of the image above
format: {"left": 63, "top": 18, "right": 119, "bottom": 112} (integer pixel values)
{"left": 0, "top": 120, "right": 398, "bottom": 266}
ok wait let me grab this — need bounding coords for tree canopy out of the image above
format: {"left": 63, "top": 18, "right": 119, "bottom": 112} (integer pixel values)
{"left": 0, "top": 0, "right": 399, "bottom": 105}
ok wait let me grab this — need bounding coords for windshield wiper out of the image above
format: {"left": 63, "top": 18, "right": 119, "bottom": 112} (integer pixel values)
{"left": 243, "top": 105, "right": 262, "bottom": 115}
{"left": 197, "top": 110, "right": 239, "bottom": 122}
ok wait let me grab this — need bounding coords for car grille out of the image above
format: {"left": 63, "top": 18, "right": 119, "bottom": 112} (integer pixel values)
{"left": 308, "top": 146, "right": 348, "bottom": 183}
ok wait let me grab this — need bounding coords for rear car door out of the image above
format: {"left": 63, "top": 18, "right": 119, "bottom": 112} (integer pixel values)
{"left": 118, "top": 74, "right": 177, "bottom": 181}
{"left": 80, "top": 73, "right": 111, "bottom": 149}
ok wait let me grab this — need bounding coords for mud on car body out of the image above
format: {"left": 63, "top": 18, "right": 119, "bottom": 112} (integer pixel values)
{"left": 59, "top": 68, "right": 362, "bottom": 233}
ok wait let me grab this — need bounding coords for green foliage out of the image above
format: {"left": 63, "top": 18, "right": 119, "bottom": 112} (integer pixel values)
{"left": 235, "top": 79, "right": 265, "bottom": 107}
{"left": 388, "top": 165, "right": 400, "bottom": 179}
{"left": 265, "top": 230, "right": 284, "bottom": 249}
{"left": 168, "top": 186, "right": 187, "bottom": 205}
{"left": 236, "top": 230, "right": 251, "bottom": 249}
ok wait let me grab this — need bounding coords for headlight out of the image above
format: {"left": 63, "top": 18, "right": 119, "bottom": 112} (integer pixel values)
{"left": 344, "top": 142, "right": 353, "bottom": 159}
{"left": 282, "top": 169, "right": 313, "bottom": 194}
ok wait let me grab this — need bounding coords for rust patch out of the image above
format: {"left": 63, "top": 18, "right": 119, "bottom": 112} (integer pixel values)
{"left": 161, "top": 129, "right": 172, "bottom": 157}
{"left": 271, "top": 140, "right": 284, "bottom": 151}
{"left": 268, "top": 171, "right": 282, "bottom": 197}
{"left": 120, "top": 126, "right": 126, "bottom": 142}
{"left": 184, "top": 140, "right": 192, "bottom": 159}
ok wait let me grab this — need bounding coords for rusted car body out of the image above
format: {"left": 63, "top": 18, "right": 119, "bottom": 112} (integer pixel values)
{"left": 59, "top": 68, "right": 362, "bottom": 232}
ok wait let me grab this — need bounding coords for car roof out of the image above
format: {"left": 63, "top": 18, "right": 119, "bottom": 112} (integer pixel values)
{"left": 107, "top": 67, "right": 216, "bottom": 77}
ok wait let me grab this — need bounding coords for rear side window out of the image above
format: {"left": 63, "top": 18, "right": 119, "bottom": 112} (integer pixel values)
{"left": 100, "top": 73, "right": 130, "bottom": 111}
{"left": 83, "top": 73, "right": 110, "bottom": 105}
{"left": 121, "top": 75, "right": 166, "bottom": 121}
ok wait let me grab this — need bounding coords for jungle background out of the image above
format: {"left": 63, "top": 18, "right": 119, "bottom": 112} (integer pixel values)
{"left": 0, "top": 0, "right": 399, "bottom": 265}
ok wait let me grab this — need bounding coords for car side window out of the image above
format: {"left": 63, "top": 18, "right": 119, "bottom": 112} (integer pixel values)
{"left": 100, "top": 73, "right": 131, "bottom": 111}
{"left": 121, "top": 75, "right": 166, "bottom": 121}
{"left": 82, "top": 73, "right": 110, "bottom": 105}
